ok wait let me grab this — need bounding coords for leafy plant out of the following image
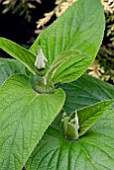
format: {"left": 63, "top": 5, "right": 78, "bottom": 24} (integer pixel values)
{"left": 0, "top": 0, "right": 114, "bottom": 170}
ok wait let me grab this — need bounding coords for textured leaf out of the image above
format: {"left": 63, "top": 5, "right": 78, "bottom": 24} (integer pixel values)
{"left": 78, "top": 100, "right": 114, "bottom": 137}
{"left": 26, "top": 74, "right": 114, "bottom": 170}
{"left": 46, "top": 50, "right": 92, "bottom": 83}
{"left": 0, "top": 58, "right": 26, "bottom": 87}
{"left": 26, "top": 107, "right": 114, "bottom": 170}
{"left": 53, "top": 100, "right": 114, "bottom": 138}
{"left": 60, "top": 74, "right": 114, "bottom": 114}
{"left": 0, "top": 74, "right": 65, "bottom": 170}
{"left": 0, "top": 37, "right": 36, "bottom": 74}
{"left": 30, "top": 0, "right": 105, "bottom": 67}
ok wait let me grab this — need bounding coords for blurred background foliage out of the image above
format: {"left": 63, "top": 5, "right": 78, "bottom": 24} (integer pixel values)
{"left": 0, "top": 0, "right": 114, "bottom": 83}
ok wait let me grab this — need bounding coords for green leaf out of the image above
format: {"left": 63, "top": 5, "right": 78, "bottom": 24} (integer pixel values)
{"left": 46, "top": 50, "right": 92, "bottom": 83}
{"left": 78, "top": 100, "right": 114, "bottom": 137}
{"left": 30, "top": 0, "right": 105, "bottom": 66}
{"left": 54, "top": 100, "right": 114, "bottom": 140}
{"left": 0, "top": 37, "right": 36, "bottom": 74}
{"left": 0, "top": 58, "right": 26, "bottom": 87}
{"left": 59, "top": 74, "right": 114, "bottom": 113}
{"left": 0, "top": 74, "right": 65, "bottom": 170}
{"left": 26, "top": 107, "right": 114, "bottom": 170}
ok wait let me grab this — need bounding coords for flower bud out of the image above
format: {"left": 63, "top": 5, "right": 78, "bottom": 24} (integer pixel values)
{"left": 62, "top": 110, "right": 79, "bottom": 140}
{"left": 35, "top": 46, "right": 48, "bottom": 69}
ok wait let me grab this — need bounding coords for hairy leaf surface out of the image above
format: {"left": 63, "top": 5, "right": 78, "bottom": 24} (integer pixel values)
{"left": 78, "top": 100, "right": 114, "bottom": 137}
{"left": 0, "top": 37, "right": 36, "bottom": 74}
{"left": 46, "top": 50, "right": 92, "bottom": 83}
{"left": 26, "top": 107, "right": 114, "bottom": 170}
{"left": 0, "top": 58, "right": 26, "bottom": 87}
{"left": 0, "top": 74, "right": 65, "bottom": 170}
{"left": 30, "top": 0, "right": 105, "bottom": 67}
{"left": 60, "top": 74, "right": 114, "bottom": 113}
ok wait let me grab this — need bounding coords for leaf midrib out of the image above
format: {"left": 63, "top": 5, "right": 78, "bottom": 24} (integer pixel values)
{"left": 77, "top": 141, "right": 97, "bottom": 170}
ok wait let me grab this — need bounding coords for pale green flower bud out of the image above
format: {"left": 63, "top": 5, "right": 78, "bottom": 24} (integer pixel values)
{"left": 35, "top": 46, "right": 48, "bottom": 69}
{"left": 62, "top": 110, "right": 79, "bottom": 140}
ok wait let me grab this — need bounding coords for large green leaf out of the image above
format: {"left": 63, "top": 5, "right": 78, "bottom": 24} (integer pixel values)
{"left": 0, "top": 37, "right": 36, "bottom": 74}
{"left": 0, "top": 74, "right": 65, "bottom": 170}
{"left": 46, "top": 50, "right": 92, "bottom": 83}
{"left": 26, "top": 107, "right": 114, "bottom": 170}
{"left": 0, "top": 58, "right": 26, "bottom": 87}
{"left": 60, "top": 74, "right": 114, "bottom": 113}
{"left": 30, "top": 0, "right": 105, "bottom": 66}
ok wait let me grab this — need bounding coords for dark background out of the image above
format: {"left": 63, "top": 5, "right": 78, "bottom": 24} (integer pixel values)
{"left": 0, "top": 0, "right": 55, "bottom": 48}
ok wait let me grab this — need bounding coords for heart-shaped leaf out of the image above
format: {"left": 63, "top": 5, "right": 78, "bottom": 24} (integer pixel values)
{"left": 0, "top": 74, "right": 65, "bottom": 170}
{"left": 30, "top": 0, "right": 105, "bottom": 67}
{"left": 0, "top": 37, "right": 36, "bottom": 74}
{"left": 26, "top": 107, "right": 114, "bottom": 170}
{"left": 60, "top": 74, "right": 114, "bottom": 113}
{"left": 45, "top": 50, "right": 92, "bottom": 83}
{"left": 0, "top": 58, "right": 26, "bottom": 87}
